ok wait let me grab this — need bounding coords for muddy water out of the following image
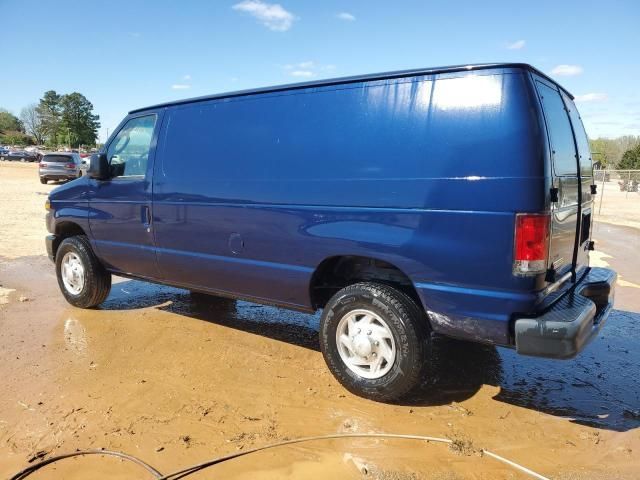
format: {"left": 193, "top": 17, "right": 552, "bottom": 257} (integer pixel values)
{"left": 1, "top": 251, "right": 639, "bottom": 480}
{"left": 0, "top": 167, "right": 638, "bottom": 480}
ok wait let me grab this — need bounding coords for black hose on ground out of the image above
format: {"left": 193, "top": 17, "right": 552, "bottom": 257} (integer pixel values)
{"left": 9, "top": 449, "right": 163, "bottom": 480}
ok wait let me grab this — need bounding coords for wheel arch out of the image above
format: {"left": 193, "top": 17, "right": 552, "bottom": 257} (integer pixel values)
{"left": 309, "top": 255, "right": 426, "bottom": 314}
{"left": 50, "top": 221, "right": 88, "bottom": 260}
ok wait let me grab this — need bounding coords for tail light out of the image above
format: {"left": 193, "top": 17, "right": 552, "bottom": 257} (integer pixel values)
{"left": 65, "top": 162, "right": 75, "bottom": 169}
{"left": 513, "top": 213, "right": 550, "bottom": 275}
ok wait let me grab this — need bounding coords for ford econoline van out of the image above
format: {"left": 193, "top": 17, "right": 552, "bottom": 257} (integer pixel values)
{"left": 45, "top": 63, "right": 616, "bottom": 400}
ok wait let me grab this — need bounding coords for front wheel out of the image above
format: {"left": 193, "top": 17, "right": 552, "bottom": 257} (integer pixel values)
{"left": 319, "top": 282, "right": 430, "bottom": 402}
{"left": 40, "top": 177, "right": 47, "bottom": 184}
{"left": 55, "top": 235, "right": 111, "bottom": 308}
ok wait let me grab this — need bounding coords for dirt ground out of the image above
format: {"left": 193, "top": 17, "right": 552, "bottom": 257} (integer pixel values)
{"left": 1, "top": 161, "right": 639, "bottom": 479}
{"left": 593, "top": 173, "right": 640, "bottom": 231}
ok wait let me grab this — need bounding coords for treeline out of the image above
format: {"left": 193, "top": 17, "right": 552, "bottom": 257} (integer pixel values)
{"left": 589, "top": 136, "right": 640, "bottom": 169}
{"left": 0, "top": 91, "right": 100, "bottom": 148}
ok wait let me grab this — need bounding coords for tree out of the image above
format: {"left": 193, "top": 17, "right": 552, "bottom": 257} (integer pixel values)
{"left": 60, "top": 92, "right": 100, "bottom": 147}
{"left": 36, "top": 90, "right": 62, "bottom": 145}
{"left": 619, "top": 144, "right": 640, "bottom": 170}
{"left": 0, "top": 109, "right": 23, "bottom": 132}
{"left": 589, "top": 135, "right": 640, "bottom": 168}
{"left": 20, "top": 104, "right": 45, "bottom": 144}
{"left": 0, "top": 132, "right": 34, "bottom": 146}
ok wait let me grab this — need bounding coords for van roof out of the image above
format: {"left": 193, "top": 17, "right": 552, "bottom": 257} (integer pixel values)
{"left": 130, "top": 63, "right": 572, "bottom": 114}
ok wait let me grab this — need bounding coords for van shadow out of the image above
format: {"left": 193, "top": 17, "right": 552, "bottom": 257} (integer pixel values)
{"left": 101, "top": 279, "right": 640, "bottom": 433}
{"left": 101, "top": 279, "right": 321, "bottom": 350}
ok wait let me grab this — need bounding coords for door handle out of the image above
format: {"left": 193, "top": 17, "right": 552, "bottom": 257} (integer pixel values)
{"left": 142, "top": 205, "right": 152, "bottom": 232}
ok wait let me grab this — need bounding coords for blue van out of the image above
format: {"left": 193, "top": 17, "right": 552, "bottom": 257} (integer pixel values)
{"left": 46, "top": 63, "right": 616, "bottom": 400}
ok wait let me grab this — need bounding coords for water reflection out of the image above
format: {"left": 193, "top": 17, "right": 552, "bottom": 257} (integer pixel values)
{"left": 63, "top": 317, "right": 88, "bottom": 356}
{"left": 495, "top": 309, "right": 640, "bottom": 431}
{"left": 95, "top": 279, "right": 640, "bottom": 432}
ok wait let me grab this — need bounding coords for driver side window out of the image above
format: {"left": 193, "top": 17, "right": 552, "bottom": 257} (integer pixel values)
{"left": 107, "top": 115, "right": 157, "bottom": 177}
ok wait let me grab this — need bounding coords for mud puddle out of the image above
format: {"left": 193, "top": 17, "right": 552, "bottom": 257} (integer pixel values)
{"left": 1, "top": 255, "right": 639, "bottom": 479}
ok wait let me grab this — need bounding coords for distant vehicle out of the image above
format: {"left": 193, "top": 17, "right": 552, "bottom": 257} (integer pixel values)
{"left": 39, "top": 152, "right": 84, "bottom": 184}
{"left": 619, "top": 179, "right": 639, "bottom": 192}
{"left": 79, "top": 156, "right": 90, "bottom": 173}
{"left": 45, "top": 63, "right": 616, "bottom": 401}
{"left": 1, "top": 150, "right": 39, "bottom": 162}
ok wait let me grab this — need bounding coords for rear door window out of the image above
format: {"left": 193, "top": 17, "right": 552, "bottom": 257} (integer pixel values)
{"left": 43, "top": 155, "right": 73, "bottom": 163}
{"left": 563, "top": 95, "right": 593, "bottom": 177}
{"left": 537, "top": 82, "right": 577, "bottom": 177}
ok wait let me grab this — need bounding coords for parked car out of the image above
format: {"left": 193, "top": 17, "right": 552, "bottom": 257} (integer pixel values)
{"left": 39, "top": 152, "right": 84, "bottom": 184}
{"left": 79, "top": 156, "right": 90, "bottom": 173}
{"left": 44, "top": 63, "right": 616, "bottom": 401}
{"left": 1, "top": 150, "right": 38, "bottom": 162}
{"left": 618, "top": 179, "right": 639, "bottom": 192}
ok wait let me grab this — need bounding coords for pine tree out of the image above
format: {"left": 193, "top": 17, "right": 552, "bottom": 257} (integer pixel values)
{"left": 59, "top": 93, "right": 100, "bottom": 147}
{"left": 36, "top": 90, "right": 62, "bottom": 145}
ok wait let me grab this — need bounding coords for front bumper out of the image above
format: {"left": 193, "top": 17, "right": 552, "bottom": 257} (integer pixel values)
{"left": 514, "top": 267, "right": 616, "bottom": 359}
{"left": 45, "top": 234, "right": 57, "bottom": 262}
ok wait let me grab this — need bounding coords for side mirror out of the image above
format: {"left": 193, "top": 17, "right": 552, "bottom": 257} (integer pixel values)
{"left": 88, "top": 153, "right": 110, "bottom": 180}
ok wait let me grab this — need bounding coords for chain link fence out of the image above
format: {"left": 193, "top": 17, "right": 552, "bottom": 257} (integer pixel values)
{"left": 593, "top": 169, "right": 640, "bottom": 229}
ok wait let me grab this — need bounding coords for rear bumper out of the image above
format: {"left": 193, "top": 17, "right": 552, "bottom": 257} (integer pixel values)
{"left": 514, "top": 267, "right": 616, "bottom": 359}
{"left": 40, "top": 171, "right": 78, "bottom": 179}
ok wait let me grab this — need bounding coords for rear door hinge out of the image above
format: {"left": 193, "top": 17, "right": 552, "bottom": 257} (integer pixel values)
{"left": 545, "top": 268, "right": 556, "bottom": 283}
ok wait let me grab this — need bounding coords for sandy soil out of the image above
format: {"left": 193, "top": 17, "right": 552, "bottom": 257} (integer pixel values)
{"left": 0, "top": 162, "right": 55, "bottom": 259}
{"left": 1, "top": 162, "right": 639, "bottom": 479}
{"left": 593, "top": 176, "right": 640, "bottom": 231}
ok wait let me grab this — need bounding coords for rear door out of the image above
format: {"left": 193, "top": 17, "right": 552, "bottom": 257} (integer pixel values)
{"left": 562, "top": 93, "right": 593, "bottom": 270}
{"left": 536, "top": 80, "right": 591, "bottom": 280}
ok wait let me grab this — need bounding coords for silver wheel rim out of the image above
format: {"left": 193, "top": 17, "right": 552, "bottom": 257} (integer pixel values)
{"left": 335, "top": 309, "right": 396, "bottom": 379}
{"left": 61, "top": 252, "right": 85, "bottom": 295}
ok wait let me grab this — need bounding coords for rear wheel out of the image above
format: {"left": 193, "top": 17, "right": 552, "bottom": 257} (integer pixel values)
{"left": 319, "top": 282, "right": 429, "bottom": 401}
{"left": 55, "top": 236, "right": 111, "bottom": 308}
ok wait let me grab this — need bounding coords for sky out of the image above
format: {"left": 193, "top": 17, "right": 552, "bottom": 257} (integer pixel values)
{"left": 1, "top": 0, "right": 639, "bottom": 142}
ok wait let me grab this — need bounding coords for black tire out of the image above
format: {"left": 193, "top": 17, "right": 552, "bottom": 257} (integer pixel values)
{"left": 319, "top": 282, "right": 430, "bottom": 402}
{"left": 55, "top": 235, "right": 111, "bottom": 308}
{"left": 40, "top": 177, "right": 47, "bottom": 184}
